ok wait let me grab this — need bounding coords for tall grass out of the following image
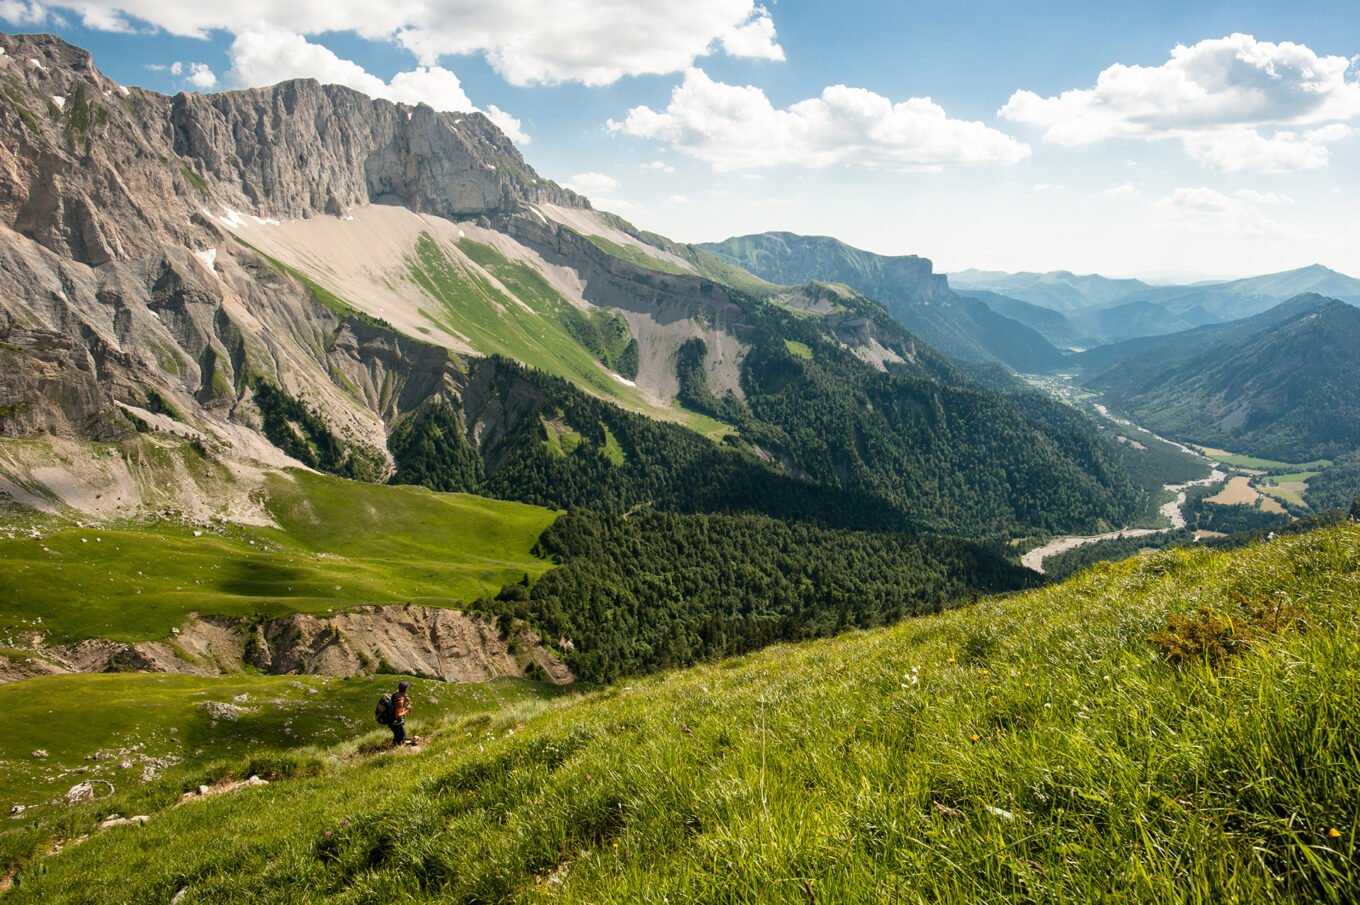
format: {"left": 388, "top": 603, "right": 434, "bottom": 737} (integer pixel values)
{"left": 5, "top": 524, "right": 1358, "bottom": 902}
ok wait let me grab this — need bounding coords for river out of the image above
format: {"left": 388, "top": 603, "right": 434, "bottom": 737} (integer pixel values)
{"left": 1020, "top": 405, "right": 1227, "bottom": 574}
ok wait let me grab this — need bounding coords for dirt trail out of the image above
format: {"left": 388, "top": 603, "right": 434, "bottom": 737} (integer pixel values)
{"left": 1022, "top": 406, "right": 1226, "bottom": 574}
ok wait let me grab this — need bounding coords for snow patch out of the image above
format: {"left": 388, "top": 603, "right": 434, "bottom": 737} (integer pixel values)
{"left": 612, "top": 373, "right": 637, "bottom": 388}
{"left": 28, "top": 58, "right": 45, "bottom": 71}
{"left": 116, "top": 84, "right": 129, "bottom": 96}
{"left": 50, "top": 95, "right": 65, "bottom": 110}
{"left": 193, "top": 248, "right": 218, "bottom": 273}
{"left": 213, "top": 207, "right": 248, "bottom": 230}
{"left": 249, "top": 214, "right": 281, "bottom": 226}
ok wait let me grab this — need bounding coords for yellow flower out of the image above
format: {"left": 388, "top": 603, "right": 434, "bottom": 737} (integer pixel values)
{"left": 971, "top": 733, "right": 980, "bottom": 742}
{"left": 1329, "top": 828, "right": 1343, "bottom": 839}
{"left": 948, "top": 657, "right": 956, "bottom": 664}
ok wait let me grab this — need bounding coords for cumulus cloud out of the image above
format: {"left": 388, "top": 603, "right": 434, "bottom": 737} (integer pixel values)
{"left": 1158, "top": 187, "right": 1293, "bottom": 239}
{"left": 186, "top": 61, "right": 216, "bottom": 88}
{"left": 226, "top": 26, "right": 527, "bottom": 144}
{"left": 1001, "top": 34, "right": 1360, "bottom": 172}
{"left": 1181, "top": 124, "right": 1352, "bottom": 172}
{"left": 23, "top": 0, "right": 782, "bottom": 86}
{"left": 563, "top": 172, "right": 621, "bottom": 196}
{"left": 610, "top": 68, "right": 1030, "bottom": 171}
{"left": 0, "top": 1, "right": 48, "bottom": 26}
{"left": 641, "top": 160, "right": 676, "bottom": 173}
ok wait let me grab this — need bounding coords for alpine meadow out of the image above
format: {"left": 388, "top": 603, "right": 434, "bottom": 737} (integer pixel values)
{"left": 1, "top": 5, "right": 1359, "bottom": 903}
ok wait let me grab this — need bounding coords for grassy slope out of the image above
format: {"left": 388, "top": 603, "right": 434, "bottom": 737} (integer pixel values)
{"left": 0, "top": 470, "right": 558, "bottom": 645}
{"left": 0, "top": 674, "right": 560, "bottom": 813}
{"left": 407, "top": 235, "right": 648, "bottom": 407}
{"left": 6, "top": 523, "right": 1358, "bottom": 902}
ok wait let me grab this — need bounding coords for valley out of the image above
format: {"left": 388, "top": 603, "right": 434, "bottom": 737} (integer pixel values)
{"left": 1, "top": 23, "right": 1358, "bottom": 905}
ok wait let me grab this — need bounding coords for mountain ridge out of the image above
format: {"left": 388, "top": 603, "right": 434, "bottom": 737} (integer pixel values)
{"left": 700, "top": 232, "right": 1068, "bottom": 371}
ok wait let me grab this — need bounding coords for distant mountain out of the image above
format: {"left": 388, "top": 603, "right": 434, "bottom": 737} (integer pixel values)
{"left": 1082, "top": 294, "right": 1360, "bottom": 461}
{"left": 953, "top": 264, "right": 1360, "bottom": 345}
{"left": 701, "top": 233, "right": 1068, "bottom": 372}
{"left": 949, "top": 269, "right": 1158, "bottom": 313}
{"left": 953, "top": 288, "right": 1093, "bottom": 350}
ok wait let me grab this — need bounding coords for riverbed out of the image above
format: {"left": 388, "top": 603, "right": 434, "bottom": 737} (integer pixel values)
{"left": 1021, "top": 406, "right": 1226, "bottom": 573}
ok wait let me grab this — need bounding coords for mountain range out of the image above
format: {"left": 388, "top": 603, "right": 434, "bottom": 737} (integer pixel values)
{"left": 952, "top": 264, "right": 1360, "bottom": 347}
{"left": 1078, "top": 294, "right": 1360, "bottom": 461}
{"left": 0, "top": 32, "right": 1159, "bottom": 545}
{"left": 700, "top": 232, "right": 1069, "bottom": 372}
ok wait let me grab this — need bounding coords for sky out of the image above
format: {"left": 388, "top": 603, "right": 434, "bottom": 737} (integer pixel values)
{"left": 4, "top": 0, "right": 1360, "bottom": 279}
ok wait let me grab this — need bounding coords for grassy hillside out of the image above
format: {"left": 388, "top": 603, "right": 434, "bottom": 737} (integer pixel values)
{"left": 5, "top": 523, "right": 1357, "bottom": 902}
{"left": 0, "top": 470, "right": 558, "bottom": 645}
{"left": 0, "top": 673, "right": 560, "bottom": 815}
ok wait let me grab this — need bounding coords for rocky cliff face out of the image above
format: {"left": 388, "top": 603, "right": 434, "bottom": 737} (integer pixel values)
{"left": 1, "top": 607, "right": 572, "bottom": 685}
{"left": 0, "top": 32, "right": 584, "bottom": 268}
{"left": 0, "top": 32, "right": 604, "bottom": 481}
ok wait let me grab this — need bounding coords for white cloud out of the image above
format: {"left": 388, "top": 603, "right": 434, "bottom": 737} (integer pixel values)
{"left": 610, "top": 68, "right": 1030, "bottom": 171}
{"left": 1182, "top": 124, "right": 1351, "bottom": 172}
{"left": 226, "top": 26, "right": 527, "bottom": 144}
{"left": 1158, "top": 186, "right": 1292, "bottom": 239}
{"left": 667, "top": 194, "right": 690, "bottom": 204}
{"left": 1001, "top": 34, "right": 1360, "bottom": 172}
{"left": 641, "top": 160, "right": 676, "bottom": 173}
{"left": 30, "top": 0, "right": 782, "bottom": 86}
{"left": 0, "top": 1, "right": 48, "bottom": 26}
{"left": 1032, "top": 182, "right": 1063, "bottom": 192}
{"left": 563, "top": 172, "right": 621, "bottom": 196}
{"left": 169, "top": 60, "right": 182, "bottom": 76}
{"left": 1100, "top": 181, "right": 1137, "bottom": 197}
{"left": 186, "top": 61, "right": 216, "bottom": 88}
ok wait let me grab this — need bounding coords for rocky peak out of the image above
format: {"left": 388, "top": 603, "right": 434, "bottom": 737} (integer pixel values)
{"left": 171, "top": 79, "right": 587, "bottom": 223}
{"left": 0, "top": 31, "right": 585, "bottom": 267}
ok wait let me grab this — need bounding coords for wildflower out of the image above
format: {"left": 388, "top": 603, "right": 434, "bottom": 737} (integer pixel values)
{"left": 1329, "top": 828, "right": 1343, "bottom": 839}
{"left": 971, "top": 733, "right": 980, "bottom": 742}
{"left": 1024, "top": 682, "right": 1032, "bottom": 688}
{"left": 948, "top": 657, "right": 956, "bottom": 664}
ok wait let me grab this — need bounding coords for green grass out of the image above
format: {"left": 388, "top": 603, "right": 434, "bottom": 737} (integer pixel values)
{"left": 5, "top": 523, "right": 1357, "bottom": 902}
{"left": 583, "top": 234, "right": 692, "bottom": 276}
{"left": 783, "top": 339, "right": 813, "bottom": 360}
{"left": 0, "top": 673, "right": 560, "bottom": 813}
{"left": 406, "top": 233, "right": 735, "bottom": 438}
{"left": 407, "top": 235, "right": 647, "bottom": 406}
{"left": 1194, "top": 445, "right": 1332, "bottom": 472}
{"left": 0, "top": 470, "right": 559, "bottom": 645}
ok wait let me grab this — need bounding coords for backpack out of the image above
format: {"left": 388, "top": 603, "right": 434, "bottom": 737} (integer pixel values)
{"left": 375, "top": 693, "right": 395, "bottom": 725}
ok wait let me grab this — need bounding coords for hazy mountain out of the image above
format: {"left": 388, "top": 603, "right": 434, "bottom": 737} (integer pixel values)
{"left": 1083, "top": 294, "right": 1360, "bottom": 460}
{"left": 953, "top": 264, "right": 1360, "bottom": 345}
{"left": 952, "top": 288, "right": 1093, "bottom": 350}
{"left": 948, "top": 269, "right": 1158, "bottom": 312}
{"left": 700, "top": 232, "right": 1068, "bottom": 371}
{"left": 0, "top": 32, "right": 1148, "bottom": 538}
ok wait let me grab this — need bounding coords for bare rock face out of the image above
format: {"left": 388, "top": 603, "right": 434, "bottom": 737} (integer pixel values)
{"left": 171, "top": 83, "right": 584, "bottom": 222}
{"left": 13, "top": 607, "right": 572, "bottom": 685}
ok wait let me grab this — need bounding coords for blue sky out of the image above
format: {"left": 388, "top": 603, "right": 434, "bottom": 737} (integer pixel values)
{"left": 4, "top": 1, "right": 1359, "bottom": 278}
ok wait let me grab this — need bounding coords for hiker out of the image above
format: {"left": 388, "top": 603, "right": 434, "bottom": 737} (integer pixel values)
{"left": 389, "top": 680, "right": 412, "bottom": 746}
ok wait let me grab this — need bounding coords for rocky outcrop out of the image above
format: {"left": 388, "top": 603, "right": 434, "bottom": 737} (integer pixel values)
{"left": 8, "top": 606, "right": 572, "bottom": 685}
{"left": 0, "top": 33, "right": 584, "bottom": 269}
{"left": 171, "top": 81, "right": 585, "bottom": 223}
